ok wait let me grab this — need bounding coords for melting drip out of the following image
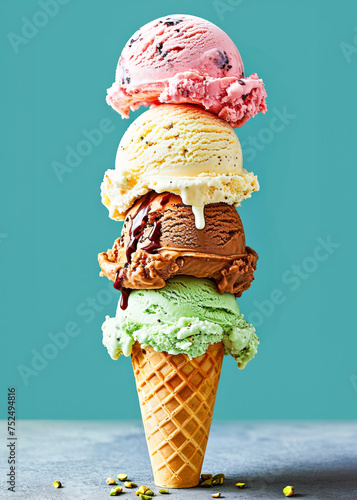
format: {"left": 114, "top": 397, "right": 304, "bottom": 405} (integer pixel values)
{"left": 126, "top": 192, "right": 170, "bottom": 261}
{"left": 191, "top": 206, "right": 206, "bottom": 230}
{"left": 179, "top": 190, "right": 206, "bottom": 229}
{"left": 115, "top": 192, "right": 171, "bottom": 310}
{"left": 141, "top": 221, "right": 162, "bottom": 253}
{"left": 114, "top": 270, "right": 131, "bottom": 310}
{"left": 126, "top": 192, "right": 153, "bottom": 262}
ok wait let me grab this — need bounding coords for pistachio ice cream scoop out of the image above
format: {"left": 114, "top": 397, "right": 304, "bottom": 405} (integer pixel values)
{"left": 102, "top": 276, "right": 258, "bottom": 369}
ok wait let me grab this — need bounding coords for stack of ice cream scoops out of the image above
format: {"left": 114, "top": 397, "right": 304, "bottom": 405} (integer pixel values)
{"left": 98, "top": 14, "right": 266, "bottom": 489}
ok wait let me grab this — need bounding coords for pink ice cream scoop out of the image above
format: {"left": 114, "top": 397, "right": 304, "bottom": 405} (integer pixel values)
{"left": 106, "top": 14, "right": 267, "bottom": 127}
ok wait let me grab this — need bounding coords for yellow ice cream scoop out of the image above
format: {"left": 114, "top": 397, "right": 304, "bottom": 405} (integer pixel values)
{"left": 101, "top": 104, "right": 258, "bottom": 229}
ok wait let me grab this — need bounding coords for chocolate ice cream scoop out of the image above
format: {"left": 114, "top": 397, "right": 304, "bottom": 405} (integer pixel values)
{"left": 98, "top": 191, "right": 257, "bottom": 297}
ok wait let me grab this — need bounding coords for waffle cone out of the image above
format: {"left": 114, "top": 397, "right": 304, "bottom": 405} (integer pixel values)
{"left": 131, "top": 342, "right": 224, "bottom": 488}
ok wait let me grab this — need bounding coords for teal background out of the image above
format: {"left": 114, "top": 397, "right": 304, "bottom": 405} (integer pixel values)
{"left": 1, "top": 0, "right": 356, "bottom": 420}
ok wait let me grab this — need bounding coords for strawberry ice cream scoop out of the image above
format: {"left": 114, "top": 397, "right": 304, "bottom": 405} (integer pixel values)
{"left": 106, "top": 14, "right": 267, "bottom": 127}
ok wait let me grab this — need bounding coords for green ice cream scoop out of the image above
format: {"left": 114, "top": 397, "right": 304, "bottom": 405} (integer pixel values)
{"left": 102, "top": 276, "right": 259, "bottom": 369}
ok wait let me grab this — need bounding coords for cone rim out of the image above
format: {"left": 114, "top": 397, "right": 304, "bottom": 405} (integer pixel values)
{"left": 131, "top": 341, "right": 224, "bottom": 357}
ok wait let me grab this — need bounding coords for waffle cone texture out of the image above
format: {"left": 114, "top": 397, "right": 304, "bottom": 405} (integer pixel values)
{"left": 131, "top": 342, "right": 224, "bottom": 488}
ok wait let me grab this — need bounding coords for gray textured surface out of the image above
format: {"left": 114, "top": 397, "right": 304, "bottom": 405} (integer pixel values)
{"left": 1, "top": 421, "right": 357, "bottom": 499}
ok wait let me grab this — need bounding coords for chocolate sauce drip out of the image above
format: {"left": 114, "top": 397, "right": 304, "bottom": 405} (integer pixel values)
{"left": 126, "top": 192, "right": 153, "bottom": 262}
{"left": 126, "top": 192, "right": 171, "bottom": 261}
{"left": 141, "top": 221, "right": 162, "bottom": 253}
{"left": 157, "top": 192, "right": 171, "bottom": 208}
{"left": 119, "top": 287, "right": 130, "bottom": 310}
{"left": 114, "top": 270, "right": 131, "bottom": 310}
{"left": 114, "top": 192, "right": 171, "bottom": 310}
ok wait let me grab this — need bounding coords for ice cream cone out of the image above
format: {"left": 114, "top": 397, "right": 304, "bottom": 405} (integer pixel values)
{"left": 131, "top": 341, "right": 224, "bottom": 488}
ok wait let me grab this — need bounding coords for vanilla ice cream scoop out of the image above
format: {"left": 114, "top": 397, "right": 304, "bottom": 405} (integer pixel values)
{"left": 101, "top": 104, "right": 259, "bottom": 228}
